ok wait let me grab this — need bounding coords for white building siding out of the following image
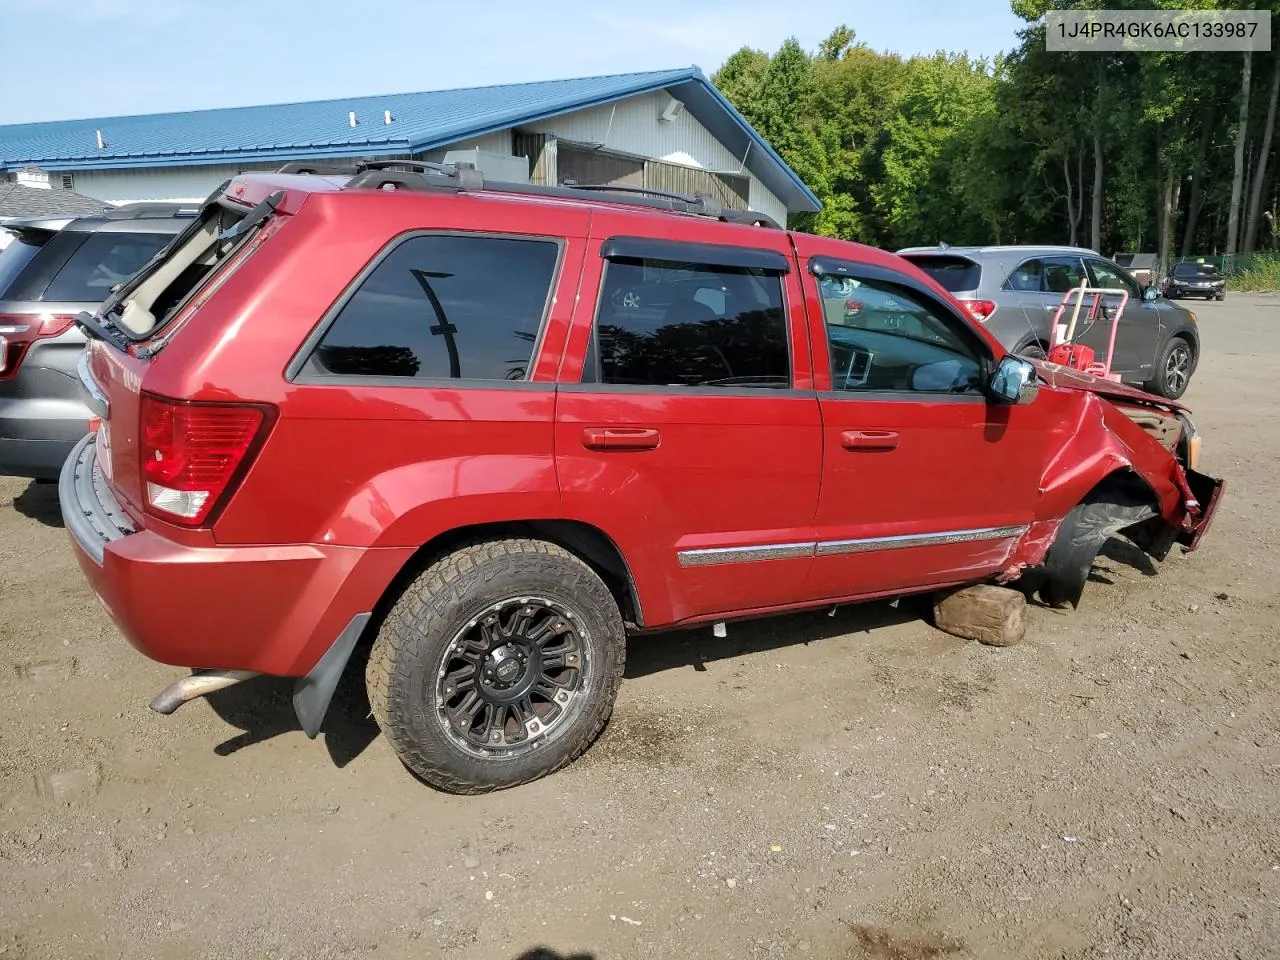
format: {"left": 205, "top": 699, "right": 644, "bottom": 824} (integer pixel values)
{"left": 428, "top": 130, "right": 512, "bottom": 157}
{"left": 70, "top": 164, "right": 276, "bottom": 204}
{"left": 522, "top": 92, "right": 787, "bottom": 224}
{"left": 61, "top": 95, "right": 789, "bottom": 223}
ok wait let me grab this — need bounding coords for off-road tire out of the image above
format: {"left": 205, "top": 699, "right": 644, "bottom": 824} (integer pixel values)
{"left": 366, "top": 538, "right": 625, "bottom": 794}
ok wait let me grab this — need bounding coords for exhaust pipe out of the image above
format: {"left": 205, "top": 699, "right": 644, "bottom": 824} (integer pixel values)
{"left": 149, "top": 669, "right": 259, "bottom": 715}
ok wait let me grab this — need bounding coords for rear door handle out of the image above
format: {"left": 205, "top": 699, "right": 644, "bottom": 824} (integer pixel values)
{"left": 582, "top": 427, "right": 661, "bottom": 451}
{"left": 841, "top": 429, "right": 899, "bottom": 451}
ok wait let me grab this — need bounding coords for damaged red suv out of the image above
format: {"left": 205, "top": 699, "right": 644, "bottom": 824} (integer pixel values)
{"left": 61, "top": 162, "right": 1224, "bottom": 794}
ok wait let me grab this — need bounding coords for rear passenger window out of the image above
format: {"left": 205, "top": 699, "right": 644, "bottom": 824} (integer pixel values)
{"left": 1004, "top": 259, "right": 1044, "bottom": 292}
{"left": 311, "top": 234, "right": 560, "bottom": 381}
{"left": 590, "top": 257, "right": 790, "bottom": 388}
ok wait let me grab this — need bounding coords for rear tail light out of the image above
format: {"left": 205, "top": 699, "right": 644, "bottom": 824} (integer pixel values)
{"left": 140, "top": 393, "right": 275, "bottom": 527}
{"left": 0, "top": 312, "right": 77, "bottom": 377}
{"left": 962, "top": 299, "right": 997, "bottom": 323}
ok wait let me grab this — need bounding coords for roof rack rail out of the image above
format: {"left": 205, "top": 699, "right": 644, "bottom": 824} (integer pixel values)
{"left": 275, "top": 162, "right": 360, "bottom": 176}
{"left": 102, "top": 202, "right": 200, "bottom": 220}
{"left": 717, "top": 208, "right": 782, "bottom": 229}
{"left": 344, "top": 160, "right": 485, "bottom": 193}
{"left": 562, "top": 182, "right": 702, "bottom": 205}
{"left": 355, "top": 159, "right": 453, "bottom": 174}
{"left": 335, "top": 162, "right": 782, "bottom": 228}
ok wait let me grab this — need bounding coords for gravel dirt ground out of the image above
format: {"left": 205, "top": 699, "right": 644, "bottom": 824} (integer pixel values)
{"left": 1, "top": 296, "right": 1276, "bottom": 960}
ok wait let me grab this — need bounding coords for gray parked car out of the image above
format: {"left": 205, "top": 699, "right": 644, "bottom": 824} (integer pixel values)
{"left": 0, "top": 203, "right": 196, "bottom": 479}
{"left": 895, "top": 244, "right": 1202, "bottom": 400}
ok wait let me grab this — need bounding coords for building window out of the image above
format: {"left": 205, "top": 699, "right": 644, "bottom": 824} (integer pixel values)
{"left": 60, "top": 174, "right": 75, "bottom": 191}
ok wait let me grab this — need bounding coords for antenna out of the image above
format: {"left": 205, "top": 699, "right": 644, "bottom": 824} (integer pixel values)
{"left": 999, "top": 257, "right": 1050, "bottom": 362}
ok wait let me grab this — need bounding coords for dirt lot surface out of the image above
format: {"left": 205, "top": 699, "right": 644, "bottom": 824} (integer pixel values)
{"left": 2, "top": 296, "right": 1277, "bottom": 960}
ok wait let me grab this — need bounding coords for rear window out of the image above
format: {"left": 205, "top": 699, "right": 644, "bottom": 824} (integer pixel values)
{"left": 104, "top": 195, "right": 266, "bottom": 340}
{"left": 902, "top": 255, "right": 982, "bottom": 293}
{"left": 0, "top": 229, "right": 170, "bottom": 303}
{"left": 44, "top": 232, "right": 172, "bottom": 301}
{"left": 0, "top": 232, "right": 45, "bottom": 298}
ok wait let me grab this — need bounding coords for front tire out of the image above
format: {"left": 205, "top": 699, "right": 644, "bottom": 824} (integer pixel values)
{"left": 1146, "top": 336, "right": 1194, "bottom": 400}
{"left": 366, "top": 538, "right": 625, "bottom": 794}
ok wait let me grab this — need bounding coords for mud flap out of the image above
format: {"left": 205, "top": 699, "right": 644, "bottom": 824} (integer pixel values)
{"left": 1039, "top": 495, "right": 1158, "bottom": 609}
{"left": 292, "top": 612, "right": 370, "bottom": 739}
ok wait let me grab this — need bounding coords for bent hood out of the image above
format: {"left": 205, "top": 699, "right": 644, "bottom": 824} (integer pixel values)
{"left": 1030, "top": 360, "right": 1189, "bottom": 413}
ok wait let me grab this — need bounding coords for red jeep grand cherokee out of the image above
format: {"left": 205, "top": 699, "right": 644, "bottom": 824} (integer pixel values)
{"left": 60, "top": 162, "right": 1224, "bottom": 794}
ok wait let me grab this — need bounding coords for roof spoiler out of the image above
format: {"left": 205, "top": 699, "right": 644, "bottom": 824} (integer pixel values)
{"left": 102, "top": 202, "right": 200, "bottom": 220}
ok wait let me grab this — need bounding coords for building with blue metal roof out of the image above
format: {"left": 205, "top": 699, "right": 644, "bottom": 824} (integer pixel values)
{"left": 0, "top": 68, "right": 820, "bottom": 225}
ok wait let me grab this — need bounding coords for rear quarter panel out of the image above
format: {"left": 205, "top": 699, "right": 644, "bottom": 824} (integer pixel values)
{"left": 153, "top": 191, "right": 592, "bottom": 548}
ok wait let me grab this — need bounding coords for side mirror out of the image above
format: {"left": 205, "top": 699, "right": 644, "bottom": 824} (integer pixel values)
{"left": 989, "top": 354, "right": 1039, "bottom": 404}
{"left": 1142, "top": 285, "right": 1160, "bottom": 302}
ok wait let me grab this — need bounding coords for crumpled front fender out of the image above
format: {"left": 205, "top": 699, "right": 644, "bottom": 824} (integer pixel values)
{"left": 1035, "top": 393, "right": 1186, "bottom": 523}
{"left": 1006, "top": 390, "right": 1222, "bottom": 587}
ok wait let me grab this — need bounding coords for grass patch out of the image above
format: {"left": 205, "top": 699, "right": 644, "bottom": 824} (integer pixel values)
{"left": 1229, "top": 254, "right": 1280, "bottom": 292}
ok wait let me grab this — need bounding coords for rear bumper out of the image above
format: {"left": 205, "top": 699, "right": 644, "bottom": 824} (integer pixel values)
{"left": 60, "top": 433, "right": 413, "bottom": 677}
{"left": 0, "top": 348, "right": 92, "bottom": 479}
{"left": 0, "top": 437, "right": 77, "bottom": 479}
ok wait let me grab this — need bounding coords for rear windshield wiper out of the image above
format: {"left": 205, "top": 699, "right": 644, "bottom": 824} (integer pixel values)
{"left": 217, "top": 190, "right": 283, "bottom": 243}
{"left": 97, "top": 180, "right": 231, "bottom": 318}
{"left": 74, "top": 309, "right": 131, "bottom": 351}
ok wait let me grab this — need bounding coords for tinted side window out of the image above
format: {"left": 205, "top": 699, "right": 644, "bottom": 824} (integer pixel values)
{"left": 0, "top": 233, "right": 46, "bottom": 298}
{"left": 43, "top": 232, "right": 173, "bottom": 302}
{"left": 1004, "top": 259, "right": 1044, "bottom": 292}
{"left": 2, "top": 230, "right": 89, "bottom": 301}
{"left": 1040, "top": 256, "right": 1087, "bottom": 293}
{"left": 592, "top": 257, "right": 790, "bottom": 388}
{"left": 820, "top": 274, "right": 984, "bottom": 395}
{"left": 311, "top": 234, "right": 560, "bottom": 381}
{"left": 1086, "top": 259, "right": 1140, "bottom": 298}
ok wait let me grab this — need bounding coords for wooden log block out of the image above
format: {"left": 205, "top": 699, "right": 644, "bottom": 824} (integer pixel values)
{"left": 932, "top": 584, "right": 1027, "bottom": 647}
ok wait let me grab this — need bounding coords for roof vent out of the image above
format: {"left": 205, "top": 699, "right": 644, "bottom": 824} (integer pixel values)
{"left": 384, "top": 110, "right": 393, "bottom": 125}
{"left": 95, "top": 129, "right": 106, "bottom": 149}
{"left": 659, "top": 96, "right": 685, "bottom": 123}
{"left": 349, "top": 111, "right": 357, "bottom": 128}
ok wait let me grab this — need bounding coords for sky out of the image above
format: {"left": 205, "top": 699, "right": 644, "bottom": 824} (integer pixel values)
{"left": 0, "top": 0, "right": 1026, "bottom": 126}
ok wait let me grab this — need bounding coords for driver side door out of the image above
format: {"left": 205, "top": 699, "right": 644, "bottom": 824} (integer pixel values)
{"left": 797, "top": 254, "right": 1057, "bottom": 602}
{"left": 1083, "top": 257, "right": 1164, "bottom": 381}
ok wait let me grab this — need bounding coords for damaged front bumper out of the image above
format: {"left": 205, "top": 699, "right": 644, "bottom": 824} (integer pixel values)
{"left": 1177, "top": 466, "right": 1225, "bottom": 552}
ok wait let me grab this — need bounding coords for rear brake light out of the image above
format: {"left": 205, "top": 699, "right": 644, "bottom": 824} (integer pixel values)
{"left": 0, "top": 312, "right": 77, "bottom": 377}
{"left": 140, "top": 393, "right": 274, "bottom": 527}
{"left": 962, "top": 300, "right": 997, "bottom": 323}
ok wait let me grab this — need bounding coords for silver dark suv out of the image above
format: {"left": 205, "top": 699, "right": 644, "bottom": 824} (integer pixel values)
{"left": 0, "top": 203, "right": 196, "bottom": 479}
{"left": 896, "top": 244, "right": 1202, "bottom": 400}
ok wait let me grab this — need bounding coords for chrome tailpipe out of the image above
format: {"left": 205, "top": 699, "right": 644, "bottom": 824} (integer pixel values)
{"left": 149, "top": 669, "right": 260, "bottom": 715}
